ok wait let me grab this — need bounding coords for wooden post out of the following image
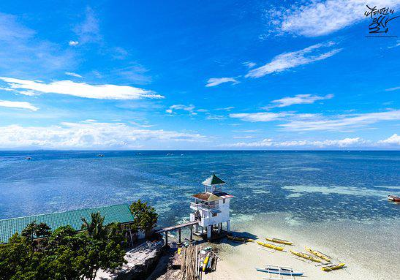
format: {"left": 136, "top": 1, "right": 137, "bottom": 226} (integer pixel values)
{"left": 178, "top": 228, "right": 182, "bottom": 244}
{"left": 165, "top": 231, "right": 168, "bottom": 246}
{"left": 190, "top": 225, "right": 193, "bottom": 241}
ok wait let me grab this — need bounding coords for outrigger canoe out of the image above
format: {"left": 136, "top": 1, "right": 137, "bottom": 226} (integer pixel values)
{"left": 227, "top": 235, "right": 254, "bottom": 242}
{"left": 257, "top": 241, "right": 284, "bottom": 251}
{"left": 256, "top": 266, "right": 303, "bottom": 276}
{"left": 305, "top": 247, "right": 331, "bottom": 262}
{"left": 265, "top": 237, "right": 293, "bottom": 245}
{"left": 202, "top": 253, "right": 210, "bottom": 272}
{"left": 322, "top": 263, "right": 345, "bottom": 272}
{"left": 290, "top": 250, "right": 322, "bottom": 263}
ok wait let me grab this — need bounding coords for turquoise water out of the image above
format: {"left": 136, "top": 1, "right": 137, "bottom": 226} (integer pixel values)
{"left": 0, "top": 151, "right": 399, "bottom": 227}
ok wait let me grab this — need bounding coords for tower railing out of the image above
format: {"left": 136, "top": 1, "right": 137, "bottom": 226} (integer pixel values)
{"left": 190, "top": 202, "right": 217, "bottom": 210}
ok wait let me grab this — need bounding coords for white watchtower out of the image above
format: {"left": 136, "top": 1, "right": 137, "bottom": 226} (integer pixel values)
{"left": 189, "top": 174, "right": 233, "bottom": 239}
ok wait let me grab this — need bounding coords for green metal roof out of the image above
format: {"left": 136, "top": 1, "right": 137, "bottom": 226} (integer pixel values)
{"left": 0, "top": 204, "right": 134, "bottom": 243}
{"left": 202, "top": 174, "right": 226, "bottom": 186}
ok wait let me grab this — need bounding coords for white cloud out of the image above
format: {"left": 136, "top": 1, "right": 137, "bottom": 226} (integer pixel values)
{"left": 65, "top": 72, "right": 82, "bottom": 78}
{"left": 166, "top": 104, "right": 196, "bottom": 115}
{"left": 243, "top": 61, "right": 256, "bottom": 68}
{"left": 0, "top": 13, "right": 76, "bottom": 75}
{"left": 230, "top": 109, "right": 400, "bottom": 132}
{"left": 386, "top": 86, "right": 400, "bottom": 91}
{"left": 265, "top": 0, "right": 400, "bottom": 37}
{"left": 378, "top": 134, "right": 400, "bottom": 145}
{"left": 68, "top": 40, "right": 79, "bottom": 46}
{"left": 0, "top": 77, "right": 162, "bottom": 100}
{"left": 0, "top": 100, "right": 38, "bottom": 111}
{"left": 246, "top": 42, "right": 341, "bottom": 78}
{"left": 389, "top": 40, "right": 400, "bottom": 48}
{"left": 280, "top": 110, "right": 400, "bottom": 131}
{"left": 74, "top": 7, "right": 101, "bottom": 44}
{"left": 230, "top": 112, "right": 287, "bottom": 122}
{"left": 206, "top": 114, "right": 225, "bottom": 120}
{"left": 206, "top": 77, "right": 239, "bottom": 87}
{"left": 0, "top": 121, "right": 205, "bottom": 149}
{"left": 269, "top": 94, "right": 334, "bottom": 108}
{"left": 226, "top": 137, "right": 365, "bottom": 148}
{"left": 233, "top": 135, "right": 255, "bottom": 139}
{"left": 216, "top": 107, "right": 235, "bottom": 111}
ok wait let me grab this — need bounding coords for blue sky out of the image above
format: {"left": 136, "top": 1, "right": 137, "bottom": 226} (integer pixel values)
{"left": 0, "top": 0, "right": 399, "bottom": 149}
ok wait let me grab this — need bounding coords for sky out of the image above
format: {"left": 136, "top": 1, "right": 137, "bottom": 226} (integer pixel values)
{"left": 0, "top": 0, "right": 399, "bottom": 150}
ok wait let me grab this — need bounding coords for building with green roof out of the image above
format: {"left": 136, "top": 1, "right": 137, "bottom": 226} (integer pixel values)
{"left": 0, "top": 204, "right": 134, "bottom": 243}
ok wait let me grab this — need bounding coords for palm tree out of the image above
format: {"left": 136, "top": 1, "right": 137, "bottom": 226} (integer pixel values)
{"left": 81, "top": 212, "right": 107, "bottom": 240}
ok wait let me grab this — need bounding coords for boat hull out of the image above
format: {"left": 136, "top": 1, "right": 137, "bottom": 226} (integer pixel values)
{"left": 388, "top": 195, "right": 400, "bottom": 202}
{"left": 305, "top": 247, "right": 331, "bottom": 262}
{"left": 256, "top": 268, "right": 303, "bottom": 276}
{"left": 257, "top": 241, "right": 284, "bottom": 251}
{"left": 290, "top": 250, "right": 322, "bottom": 263}
{"left": 322, "top": 263, "right": 345, "bottom": 272}
{"left": 265, "top": 237, "right": 293, "bottom": 245}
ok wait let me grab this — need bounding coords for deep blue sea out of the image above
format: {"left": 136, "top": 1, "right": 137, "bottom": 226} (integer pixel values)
{"left": 0, "top": 151, "right": 399, "bottom": 227}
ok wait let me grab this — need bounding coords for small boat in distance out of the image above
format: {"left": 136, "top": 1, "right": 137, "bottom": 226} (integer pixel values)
{"left": 388, "top": 195, "right": 400, "bottom": 202}
{"left": 256, "top": 265, "right": 303, "bottom": 276}
{"left": 305, "top": 247, "right": 331, "bottom": 262}
{"left": 322, "top": 263, "right": 345, "bottom": 272}
{"left": 26, "top": 157, "right": 32, "bottom": 160}
{"left": 97, "top": 154, "right": 104, "bottom": 157}
{"left": 265, "top": 237, "right": 293, "bottom": 245}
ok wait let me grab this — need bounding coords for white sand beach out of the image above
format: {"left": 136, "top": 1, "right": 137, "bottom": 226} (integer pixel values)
{"left": 200, "top": 212, "right": 400, "bottom": 280}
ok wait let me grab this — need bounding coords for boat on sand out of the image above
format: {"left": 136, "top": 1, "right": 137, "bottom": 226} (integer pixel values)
{"left": 256, "top": 265, "right": 303, "bottom": 276}
{"left": 305, "top": 247, "right": 331, "bottom": 262}
{"left": 290, "top": 250, "right": 322, "bottom": 263}
{"left": 322, "top": 263, "right": 346, "bottom": 272}
{"left": 227, "top": 235, "right": 254, "bottom": 242}
{"left": 265, "top": 237, "right": 293, "bottom": 245}
{"left": 257, "top": 241, "right": 284, "bottom": 251}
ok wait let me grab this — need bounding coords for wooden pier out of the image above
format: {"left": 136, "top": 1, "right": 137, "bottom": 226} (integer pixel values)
{"left": 156, "top": 221, "right": 199, "bottom": 245}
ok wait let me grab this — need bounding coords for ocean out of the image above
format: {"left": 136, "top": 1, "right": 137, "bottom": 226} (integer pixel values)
{"left": 0, "top": 151, "right": 399, "bottom": 224}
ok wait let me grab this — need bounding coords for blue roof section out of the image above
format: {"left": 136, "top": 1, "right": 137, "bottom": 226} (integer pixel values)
{"left": 0, "top": 204, "right": 134, "bottom": 243}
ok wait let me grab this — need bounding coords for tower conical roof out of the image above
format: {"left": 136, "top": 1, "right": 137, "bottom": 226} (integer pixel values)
{"left": 202, "top": 174, "right": 225, "bottom": 186}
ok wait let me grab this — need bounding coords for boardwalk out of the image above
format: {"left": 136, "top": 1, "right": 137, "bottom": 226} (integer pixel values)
{"left": 156, "top": 221, "right": 199, "bottom": 245}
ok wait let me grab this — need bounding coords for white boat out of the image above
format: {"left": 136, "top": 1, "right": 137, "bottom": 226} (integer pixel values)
{"left": 256, "top": 265, "right": 303, "bottom": 276}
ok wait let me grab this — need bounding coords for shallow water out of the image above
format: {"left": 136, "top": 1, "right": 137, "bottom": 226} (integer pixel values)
{"left": 0, "top": 151, "right": 398, "bottom": 225}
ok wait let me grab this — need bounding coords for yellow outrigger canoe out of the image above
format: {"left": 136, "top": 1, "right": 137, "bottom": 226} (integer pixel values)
{"left": 290, "top": 250, "right": 322, "bottom": 263}
{"left": 305, "top": 247, "right": 331, "bottom": 262}
{"left": 322, "top": 263, "right": 345, "bottom": 272}
{"left": 227, "top": 235, "right": 254, "bottom": 243}
{"left": 202, "top": 253, "right": 210, "bottom": 272}
{"left": 265, "top": 237, "right": 293, "bottom": 245}
{"left": 257, "top": 241, "right": 284, "bottom": 251}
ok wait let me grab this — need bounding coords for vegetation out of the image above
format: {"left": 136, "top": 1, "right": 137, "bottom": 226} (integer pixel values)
{"left": 0, "top": 213, "right": 126, "bottom": 280}
{"left": 129, "top": 200, "right": 158, "bottom": 237}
